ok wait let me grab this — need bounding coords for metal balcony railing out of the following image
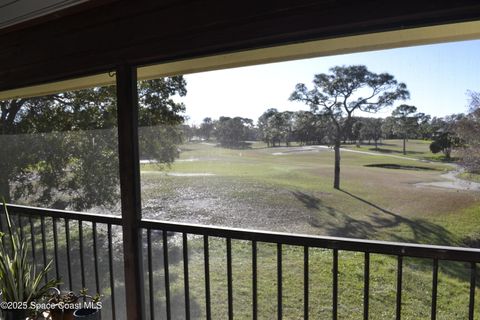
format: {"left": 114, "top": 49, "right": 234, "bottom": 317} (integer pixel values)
{"left": 2, "top": 204, "right": 480, "bottom": 320}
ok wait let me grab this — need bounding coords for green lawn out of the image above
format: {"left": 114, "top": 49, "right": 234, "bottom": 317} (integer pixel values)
{"left": 343, "top": 138, "right": 432, "bottom": 153}
{"left": 147, "top": 236, "right": 479, "bottom": 320}
{"left": 140, "top": 140, "right": 480, "bottom": 319}
{"left": 458, "top": 172, "right": 480, "bottom": 183}
{"left": 141, "top": 140, "right": 477, "bottom": 245}
{"left": 341, "top": 139, "right": 457, "bottom": 162}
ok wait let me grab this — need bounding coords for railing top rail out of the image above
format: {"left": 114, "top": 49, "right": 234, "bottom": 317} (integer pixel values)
{"left": 3, "top": 204, "right": 479, "bottom": 262}
{"left": 141, "top": 218, "right": 480, "bottom": 263}
{"left": 3, "top": 203, "right": 122, "bottom": 225}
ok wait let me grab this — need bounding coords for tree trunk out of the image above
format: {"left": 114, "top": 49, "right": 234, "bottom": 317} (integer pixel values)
{"left": 0, "top": 175, "right": 11, "bottom": 203}
{"left": 445, "top": 148, "right": 451, "bottom": 160}
{"left": 403, "top": 135, "right": 406, "bottom": 155}
{"left": 334, "top": 140, "right": 341, "bottom": 189}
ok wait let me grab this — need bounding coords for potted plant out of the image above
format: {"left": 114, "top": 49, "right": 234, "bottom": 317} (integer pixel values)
{"left": 46, "top": 289, "right": 79, "bottom": 320}
{"left": 72, "top": 289, "right": 102, "bottom": 320}
{"left": 0, "top": 202, "right": 60, "bottom": 320}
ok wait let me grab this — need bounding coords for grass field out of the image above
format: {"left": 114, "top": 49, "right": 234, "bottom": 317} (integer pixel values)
{"left": 139, "top": 139, "right": 480, "bottom": 319}
{"left": 459, "top": 172, "right": 480, "bottom": 183}
{"left": 141, "top": 139, "right": 479, "bottom": 245}
{"left": 341, "top": 139, "right": 457, "bottom": 162}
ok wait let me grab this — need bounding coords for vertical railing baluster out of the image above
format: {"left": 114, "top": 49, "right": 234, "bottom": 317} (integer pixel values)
{"left": 252, "top": 241, "right": 258, "bottom": 320}
{"left": 108, "top": 224, "right": 116, "bottom": 320}
{"left": 18, "top": 214, "right": 24, "bottom": 241}
{"left": 364, "top": 253, "right": 370, "bottom": 320}
{"left": 333, "top": 249, "right": 338, "bottom": 320}
{"left": 163, "top": 230, "right": 171, "bottom": 320}
{"left": 304, "top": 246, "right": 309, "bottom": 320}
{"left": 40, "top": 216, "right": 47, "bottom": 283}
{"left": 28, "top": 217, "right": 36, "bottom": 263}
{"left": 147, "top": 229, "right": 154, "bottom": 320}
{"left": 52, "top": 218, "right": 60, "bottom": 290}
{"left": 227, "top": 238, "right": 233, "bottom": 320}
{"left": 79, "top": 220, "right": 85, "bottom": 289}
{"left": 277, "top": 243, "right": 282, "bottom": 320}
{"left": 0, "top": 207, "right": 3, "bottom": 231}
{"left": 396, "top": 256, "right": 403, "bottom": 320}
{"left": 469, "top": 262, "right": 476, "bottom": 320}
{"left": 92, "top": 222, "right": 100, "bottom": 294}
{"left": 183, "top": 233, "right": 190, "bottom": 320}
{"left": 204, "top": 235, "right": 211, "bottom": 320}
{"left": 65, "top": 218, "right": 73, "bottom": 290}
{"left": 431, "top": 259, "right": 438, "bottom": 320}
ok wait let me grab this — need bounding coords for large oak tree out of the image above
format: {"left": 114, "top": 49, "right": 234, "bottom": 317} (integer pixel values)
{"left": 290, "top": 65, "right": 409, "bottom": 189}
{"left": 0, "top": 77, "right": 186, "bottom": 210}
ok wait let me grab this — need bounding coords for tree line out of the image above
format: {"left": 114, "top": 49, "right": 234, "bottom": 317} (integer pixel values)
{"left": 186, "top": 105, "right": 477, "bottom": 164}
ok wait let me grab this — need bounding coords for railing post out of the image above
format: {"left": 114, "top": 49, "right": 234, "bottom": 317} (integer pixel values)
{"left": 116, "top": 64, "right": 145, "bottom": 320}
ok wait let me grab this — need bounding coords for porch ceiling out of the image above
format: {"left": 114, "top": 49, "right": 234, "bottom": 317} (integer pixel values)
{"left": 0, "top": 0, "right": 90, "bottom": 30}
{"left": 1, "top": 19, "right": 480, "bottom": 100}
{"left": 1, "top": 0, "right": 480, "bottom": 93}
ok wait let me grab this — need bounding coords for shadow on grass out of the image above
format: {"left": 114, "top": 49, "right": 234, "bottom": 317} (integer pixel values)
{"left": 215, "top": 142, "right": 253, "bottom": 149}
{"left": 364, "top": 164, "right": 439, "bottom": 171}
{"left": 291, "top": 191, "right": 322, "bottom": 210}
{"left": 291, "top": 190, "right": 479, "bottom": 286}
{"left": 368, "top": 147, "right": 424, "bottom": 155}
{"left": 421, "top": 155, "right": 460, "bottom": 163}
{"left": 374, "top": 143, "right": 397, "bottom": 147}
{"left": 293, "top": 189, "right": 456, "bottom": 245}
{"left": 338, "top": 189, "right": 456, "bottom": 244}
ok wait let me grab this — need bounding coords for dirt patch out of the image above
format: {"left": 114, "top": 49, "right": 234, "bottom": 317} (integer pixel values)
{"left": 141, "top": 176, "right": 321, "bottom": 234}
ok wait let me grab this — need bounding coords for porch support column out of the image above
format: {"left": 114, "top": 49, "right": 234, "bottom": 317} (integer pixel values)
{"left": 116, "top": 64, "right": 145, "bottom": 320}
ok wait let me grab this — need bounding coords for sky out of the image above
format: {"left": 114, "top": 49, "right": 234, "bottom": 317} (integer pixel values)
{"left": 175, "top": 39, "right": 480, "bottom": 125}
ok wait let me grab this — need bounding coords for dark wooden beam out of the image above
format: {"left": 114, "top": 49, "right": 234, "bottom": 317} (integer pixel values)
{"left": 116, "top": 64, "right": 145, "bottom": 320}
{"left": 1, "top": 0, "right": 480, "bottom": 91}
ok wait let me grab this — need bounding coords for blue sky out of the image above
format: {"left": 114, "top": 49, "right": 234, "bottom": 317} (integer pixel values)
{"left": 177, "top": 39, "right": 480, "bottom": 125}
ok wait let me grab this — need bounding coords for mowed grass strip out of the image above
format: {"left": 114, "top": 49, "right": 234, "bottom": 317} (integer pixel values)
{"left": 156, "top": 236, "right": 480, "bottom": 320}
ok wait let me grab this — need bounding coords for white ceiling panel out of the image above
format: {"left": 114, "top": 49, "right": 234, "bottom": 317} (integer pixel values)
{"left": 0, "top": 0, "right": 89, "bottom": 29}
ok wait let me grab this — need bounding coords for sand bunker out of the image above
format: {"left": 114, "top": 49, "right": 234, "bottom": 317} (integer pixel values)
{"left": 416, "top": 169, "right": 480, "bottom": 191}
{"left": 272, "top": 146, "right": 328, "bottom": 155}
{"left": 167, "top": 173, "right": 216, "bottom": 177}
